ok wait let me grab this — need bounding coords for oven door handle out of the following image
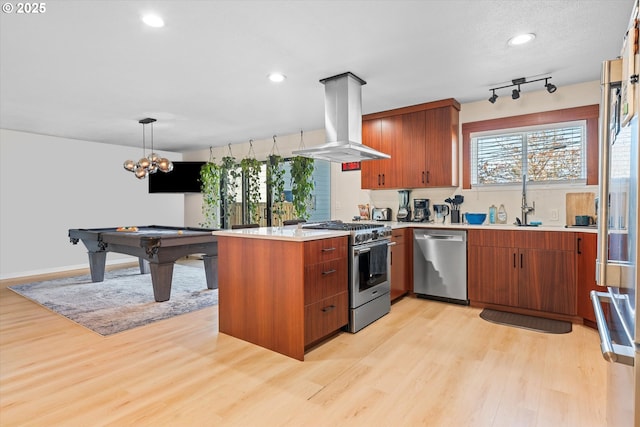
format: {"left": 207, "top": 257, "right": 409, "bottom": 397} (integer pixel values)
{"left": 590, "top": 290, "right": 635, "bottom": 366}
{"left": 355, "top": 248, "right": 371, "bottom": 255}
{"left": 387, "top": 242, "right": 397, "bottom": 247}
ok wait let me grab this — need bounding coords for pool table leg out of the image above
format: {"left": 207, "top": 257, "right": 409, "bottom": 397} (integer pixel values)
{"left": 87, "top": 251, "right": 107, "bottom": 282}
{"left": 139, "top": 258, "right": 150, "bottom": 274}
{"left": 202, "top": 255, "right": 218, "bottom": 290}
{"left": 149, "top": 262, "right": 174, "bottom": 302}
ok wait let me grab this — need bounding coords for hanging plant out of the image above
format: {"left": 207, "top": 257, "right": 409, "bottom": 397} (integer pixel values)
{"left": 290, "top": 131, "right": 315, "bottom": 220}
{"left": 267, "top": 136, "right": 286, "bottom": 226}
{"left": 220, "top": 146, "right": 240, "bottom": 228}
{"left": 290, "top": 155, "right": 314, "bottom": 220}
{"left": 240, "top": 141, "right": 262, "bottom": 224}
{"left": 267, "top": 153, "right": 286, "bottom": 225}
{"left": 200, "top": 147, "right": 221, "bottom": 228}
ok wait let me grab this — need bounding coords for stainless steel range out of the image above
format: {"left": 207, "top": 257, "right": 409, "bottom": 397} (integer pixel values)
{"left": 304, "top": 221, "right": 393, "bottom": 332}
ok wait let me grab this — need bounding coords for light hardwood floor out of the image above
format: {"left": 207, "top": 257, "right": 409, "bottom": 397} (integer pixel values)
{"left": 0, "top": 266, "right": 607, "bottom": 427}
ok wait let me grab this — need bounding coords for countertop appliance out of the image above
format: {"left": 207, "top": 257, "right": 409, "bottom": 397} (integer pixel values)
{"left": 303, "top": 221, "right": 393, "bottom": 332}
{"left": 372, "top": 208, "right": 392, "bottom": 221}
{"left": 413, "top": 229, "right": 468, "bottom": 304}
{"left": 591, "top": 4, "right": 638, "bottom": 425}
{"left": 397, "top": 190, "right": 411, "bottom": 222}
{"left": 413, "top": 199, "right": 430, "bottom": 222}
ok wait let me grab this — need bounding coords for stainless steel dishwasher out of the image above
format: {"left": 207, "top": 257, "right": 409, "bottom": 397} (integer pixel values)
{"left": 413, "top": 229, "right": 468, "bottom": 304}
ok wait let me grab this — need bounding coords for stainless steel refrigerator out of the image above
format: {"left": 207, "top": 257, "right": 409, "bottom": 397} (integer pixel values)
{"left": 591, "top": 2, "right": 639, "bottom": 425}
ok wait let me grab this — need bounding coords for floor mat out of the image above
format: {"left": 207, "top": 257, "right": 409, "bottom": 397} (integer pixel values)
{"left": 479, "top": 309, "right": 572, "bottom": 334}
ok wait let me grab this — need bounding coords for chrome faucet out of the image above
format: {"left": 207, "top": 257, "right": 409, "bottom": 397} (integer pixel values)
{"left": 521, "top": 174, "right": 535, "bottom": 225}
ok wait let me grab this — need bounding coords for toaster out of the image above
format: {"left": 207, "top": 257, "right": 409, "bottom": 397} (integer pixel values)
{"left": 372, "top": 208, "right": 392, "bottom": 221}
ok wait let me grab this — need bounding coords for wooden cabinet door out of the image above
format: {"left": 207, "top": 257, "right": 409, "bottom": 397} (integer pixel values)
{"left": 379, "top": 115, "right": 402, "bottom": 188}
{"left": 390, "top": 229, "right": 408, "bottom": 301}
{"left": 361, "top": 119, "right": 382, "bottom": 189}
{"left": 403, "top": 111, "right": 427, "bottom": 188}
{"left": 576, "top": 233, "right": 599, "bottom": 323}
{"left": 518, "top": 249, "right": 576, "bottom": 315}
{"left": 468, "top": 245, "right": 518, "bottom": 306}
{"left": 423, "top": 106, "right": 457, "bottom": 187}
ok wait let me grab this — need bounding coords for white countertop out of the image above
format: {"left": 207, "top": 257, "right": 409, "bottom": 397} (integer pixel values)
{"left": 212, "top": 226, "right": 350, "bottom": 242}
{"left": 385, "top": 221, "right": 598, "bottom": 233}
{"left": 212, "top": 221, "right": 596, "bottom": 242}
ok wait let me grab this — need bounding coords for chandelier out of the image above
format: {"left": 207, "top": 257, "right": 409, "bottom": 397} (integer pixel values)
{"left": 123, "top": 118, "right": 173, "bottom": 179}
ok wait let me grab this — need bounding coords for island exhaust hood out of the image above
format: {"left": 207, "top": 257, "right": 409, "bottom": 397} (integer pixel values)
{"left": 293, "top": 72, "right": 390, "bottom": 163}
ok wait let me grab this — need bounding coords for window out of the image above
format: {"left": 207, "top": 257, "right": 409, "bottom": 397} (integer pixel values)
{"left": 225, "top": 159, "right": 331, "bottom": 228}
{"left": 471, "top": 121, "right": 586, "bottom": 186}
{"left": 461, "top": 105, "right": 600, "bottom": 189}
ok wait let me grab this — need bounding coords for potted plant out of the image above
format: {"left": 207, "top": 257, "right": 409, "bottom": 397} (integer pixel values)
{"left": 290, "top": 155, "right": 314, "bottom": 220}
{"left": 240, "top": 156, "right": 262, "bottom": 224}
{"left": 267, "top": 154, "right": 286, "bottom": 226}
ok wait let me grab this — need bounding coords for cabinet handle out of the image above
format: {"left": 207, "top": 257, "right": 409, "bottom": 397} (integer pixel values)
{"left": 520, "top": 253, "right": 524, "bottom": 269}
{"left": 422, "top": 171, "right": 425, "bottom": 184}
{"left": 322, "top": 269, "right": 337, "bottom": 275}
{"left": 426, "top": 171, "right": 430, "bottom": 183}
{"left": 513, "top": 253, "right": 516, "bottom": 268}
{"left": 377, "top": 174, "right": 381, "bottom": 186}
{"left": 322, "top": 305, "right": 336, "bottom": 313}
{"left": 321, "top": 247, "right": 336, "bottom": 252}
{"left": 382, "top": 174, "right": 385, "bottom": 186}
{"left": 577, "top": 237, "right": 582, "bottom": 254}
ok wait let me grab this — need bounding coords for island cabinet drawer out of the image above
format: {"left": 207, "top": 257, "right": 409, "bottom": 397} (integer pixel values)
{"left": 304, "top": 291, "right": 348, "bottom": 345}
{"left": 304, "top": 237, "right": 348, "bottom": 264}
{"left": 304, "top": 259, "right": 348, "bottom": 304}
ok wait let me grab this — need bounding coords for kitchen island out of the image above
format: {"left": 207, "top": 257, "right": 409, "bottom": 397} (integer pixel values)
{"left": 212, "top": 226, "right": 350, "bottom": 360}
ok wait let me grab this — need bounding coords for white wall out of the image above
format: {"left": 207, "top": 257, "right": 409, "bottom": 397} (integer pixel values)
{"left": 183, "top": 80, "right": 601, "bottom": 226}
{"left": 1, "top": 81, "right": 600, "bottom": 279}
{"left": 0, "top": 130, "right": 184, "bottom": 278}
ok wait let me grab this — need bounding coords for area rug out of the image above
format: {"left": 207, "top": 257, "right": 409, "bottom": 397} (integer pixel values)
{"left": 9, "top": 265, "right": 217, "bottom": 336}
{"left": 479, "top": 309, "right": 572, "bottom": 334}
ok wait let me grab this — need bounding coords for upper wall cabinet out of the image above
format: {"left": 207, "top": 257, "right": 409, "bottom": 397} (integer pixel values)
{"left": 361, "top": 99, "right": 460, "bottom": 190}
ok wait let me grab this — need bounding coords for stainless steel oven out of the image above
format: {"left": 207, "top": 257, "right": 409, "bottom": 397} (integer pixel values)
{"left": 304, "top": 221, "right": 393, "bottom": 332}
{"left": 350, "top": 237, "right": 392, "bottom": 332}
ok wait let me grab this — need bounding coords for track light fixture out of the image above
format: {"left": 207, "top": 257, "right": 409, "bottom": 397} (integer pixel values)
{"left": 545, "top": 78, "right": 557, "bottom": 93}
{"left": 488, "top": 76, "right": 557, "bottom": 103}
{"left": 488, "top": 89, "right": 498, "bottom": 104}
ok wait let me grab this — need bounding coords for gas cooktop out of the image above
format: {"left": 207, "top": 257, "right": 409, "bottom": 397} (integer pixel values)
{"left": 303, "top": 221, "right": 391, "bottom": 245}
{"left": 303, "top": 220, "right": 386, "bottom": 231}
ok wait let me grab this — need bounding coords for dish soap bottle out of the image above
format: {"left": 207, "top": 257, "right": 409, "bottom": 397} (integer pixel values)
{"left": 489, "top": 205, "right": 497, "bottom": 224}
{"left": 497, "top": 204, "right": 507, "bottom": 224}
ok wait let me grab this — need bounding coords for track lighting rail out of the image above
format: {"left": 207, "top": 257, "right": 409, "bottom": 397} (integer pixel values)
{"left": 488, "top": 76, "right": 557, "bottom": 103}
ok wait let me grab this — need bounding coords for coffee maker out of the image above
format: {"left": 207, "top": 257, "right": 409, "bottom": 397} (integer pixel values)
{"left": 397, "top": 190, "right": 411, "bottom": 222}
{"left": 413, "top": 198, "right": 430, "bottom": 222}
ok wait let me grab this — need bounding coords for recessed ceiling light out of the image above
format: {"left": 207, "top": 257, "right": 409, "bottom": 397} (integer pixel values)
{"left": 142, "top": 14, "right": 165, "bottom": 28}
{"left": 268, "top": 73, "right": 286, "bottom": 83}
{"left": 508, "top": 33, "right": 536, "bottom": 46}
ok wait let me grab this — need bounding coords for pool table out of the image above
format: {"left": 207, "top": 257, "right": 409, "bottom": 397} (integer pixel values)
{"left": 69, "top": 225, "right": 219, "bottom": 302}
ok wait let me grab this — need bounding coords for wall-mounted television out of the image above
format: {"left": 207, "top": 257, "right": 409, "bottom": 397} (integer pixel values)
{"left": 148, "top": 161, "right": 205, "bottom": 193}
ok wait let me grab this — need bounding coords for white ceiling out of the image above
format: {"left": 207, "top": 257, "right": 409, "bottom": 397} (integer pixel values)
{"left": 0, "top": 0, "right": 634, "bottom": 152}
